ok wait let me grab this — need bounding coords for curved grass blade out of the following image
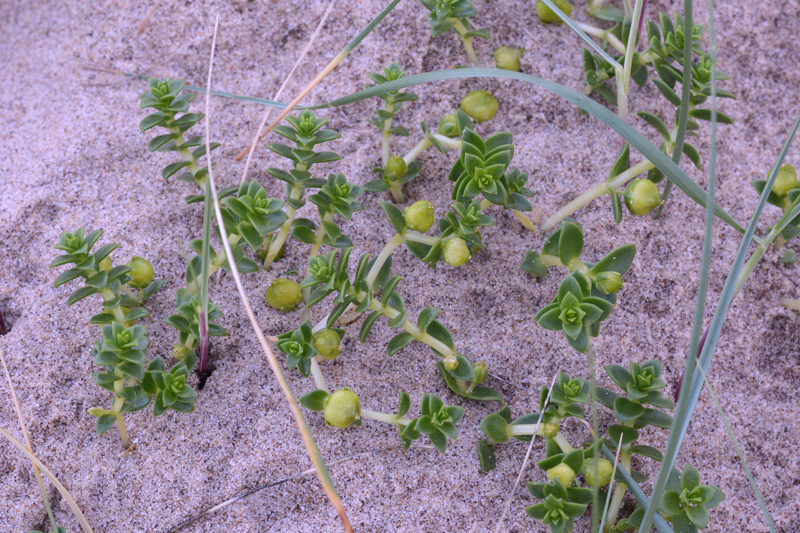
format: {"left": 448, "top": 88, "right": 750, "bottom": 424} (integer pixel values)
{"left": 186, "top": 68, "right": 742, "bottom": 231}
{"left": 200, "top": 18, "right": 353, "bottom": 532}
{"left": 638, "top": 0, "right": 800, "bottom": 526}
{"left": 0, "top": 427, "right": 94, "bottom": 533}
{"left": 309, "top": 68, "right": 744, "bottom": 232}
{"left": 655, "top": 0, "right": 693, "bottom": 217}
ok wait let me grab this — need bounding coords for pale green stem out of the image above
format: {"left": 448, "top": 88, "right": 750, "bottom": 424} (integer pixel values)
{"left": 366, "top": 233, "right": 405, "bottom": 286}
{"left": 403, "top": 134, "right": 462, "bottom": 165}
{"left": 539, "top": 159, "right": 655, "bottom": 232}
{"left": 168, "top": 126, "right": 201, "bottom": 175}
{"left": 120, "top": 285, "right": 139, "bottom": 301}
{"left": 337, "top": 233, "right": 405, "bottom": 326}
{"left": 575, "top": 21, "right": 627, "bottom": 55}
{"left": 382, "top": 101, "right": 395, "bottom": 167}
{"left": 553, "top": 433, "right": 575, "bottom": 453}
{"left": 604, "top": 453, "right": 632, "bottom": 530}
{"left": 403, "top": 231, "right": 442, "bottom": 246}
{"left": 310, "top": 213, "right": 334, "bottom": 261}
{"left": 453, "top": 20, "right": 479, "bottom": 65}
{"left": 309, "top": 358, "right": 329, "bottom": 393}
{"left": 508, "top": 424, "right": 545, "bottom": 437}
{"left": 264, "top": 184, "right": 303, "bottom": 269}
{"left": 364, "top": 292, "right": 455, "bottom": 358}
{"left": 184, "top": 333, "right": 196, "bottom": 349}
{"left": 111, "top": 373, "right": 130, "bottom": 449}
{"left": 360, "top": 408, "right": 413, "bottom": 426}
{"left": 404, "top": 137, "right": 432, "bottom": 165}
{"left": 101, "top": 288, "right": 127, "bottom": 323}
{"left": 622, "top": 0, "right": 633, "bottom": 17}
{"left": 780, "top": 298, "right": 800, "bottom": 311}
{"left": 35, "top": 473, "right": 59, "bottom": 532}
{"left": 389, "top": 182, "right": 404, "bottom": 203}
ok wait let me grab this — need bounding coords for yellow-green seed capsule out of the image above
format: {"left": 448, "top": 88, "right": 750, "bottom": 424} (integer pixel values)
{"left": 493, "top": 46, "right": 524, "bottom": 72}
{"left": 323, "top": 388, "right": 361, "bottom": 428}
{"left": 173, "top": 344, "right": 193, "bottom": 361}
{"left": 98, "top": 256, "right": 112, "bottom": 272}
{"left": 460, "top": 90, "right": 499, "bottom": 123}
{"left": 443, "top": 238, "right": 471, "bottom": 267}
{"left": 265, "top": 278, "right": 303, "bottom": 312}
{"left": 442, "top": 355, "right": 459, "bottom": 372}
{"left": 472, "top": 361, "right": 489, "bottom": 384}
{"left": 583, "top": 458, "right": 614, "bottom": 487}
{"left": 385, "top": 155, "right": 407, "bottom": 182}
{"left": 404, "top": 201, "right": 435, "bottom": 233}
{"left": 546, "top": 463, "right": 577, "bottom": 487}
{"left": 438, "top": 114, "right": 459, "bottom": 138}
{"left": 127, "top": 256, "right": 154, "bottom": 288}
{"left": 543, "top": 422, "right": 560, "bottom": 440}
{"left": 313, "top": 329, "right": 342, "bottom": 360}
{"left": 595, "top": 271, "right": 623, "bottom": 295}
{"left": 535, "top": 0, "right": 572, "bottom": 23}
{"left": 625, "top": 178, "right": 662, "bottom": 216}
{"left": 771, "top": 164, "right": 798, "bottom": 195}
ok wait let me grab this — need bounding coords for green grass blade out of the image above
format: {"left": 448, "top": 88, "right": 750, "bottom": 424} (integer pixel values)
{"left": 638, "top": 0, "right": 717, "bottom": 528}
{"left": 638, "top": 1, "right": 800, "bottom": 526}
{"left": 199, "top": 176, "right": 212, "bottom": 369}
{"left": 643, "top": 112, "right": 800, "bottom": 533}
{"left": 538, "top": 0, "right": 619, "bottom": 66}
{"left": 692, "top": 356, "right": 778, "bottom": 532}
{"left": 656, "top": 0, "right": 693, "bottom": 217}
{"left": 339, "top": 0, "right": 401, "bottom": 56}
{"left": 310, "top": 68, "right": 744, "bottom": 232}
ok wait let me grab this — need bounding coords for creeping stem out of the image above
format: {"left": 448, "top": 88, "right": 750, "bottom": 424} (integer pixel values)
{"left": 453, "top": 19, "right": 480, "bottom": 65}
{"left": 403, "top": 134, "right": 463, "bottom": 165}
{"left": 382, "top": 100, "right": 395, "bottom": 167}
{"left": 100, "top": 287, "right": 131, "bottom": 448}
{"left": 575, "top": 21, "right": 627, "bottom": 55}
{"left": 540, "top": 159, "right": 655, "bottom": 232}
{"left": 365, "top": 293, "right": 455, "bottom": 358}
{"left": 264, "top": 182, "right": 304, "bottom": 269}
{"left": 360, "top": 408, "right": 413, "bottom": 426}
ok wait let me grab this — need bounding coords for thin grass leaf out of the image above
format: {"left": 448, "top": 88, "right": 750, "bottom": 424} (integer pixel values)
{"left": 640, "top": 3, "right": 721, "bottom": 528}
{"left": 1, "top": 348, "right": 59, "bottom": 532}
{"left": 537, "top": 0, "right": 619, "bottom": 67}
{"left": 656, "top": 0, "right": 693, "bottom": 217}
{"left": 638, "top": 1, "right": 800, "bottom": 526}
{"left": 0, "top": 427, "right": 94, "bottom": 533}
{"left": 198, "top": 174, "right": 212, "bottom": 376}
{"left": 598, "top": 434, "right": 625, "bottom": 533}
{"left": 692, "top": 356, "right": 777, "bottom": 531}
{"left": 492, "top": 373, "right": 559, "bottom": 533}
{"left": 199, "top": 19, "right": 352, "bottom": 532}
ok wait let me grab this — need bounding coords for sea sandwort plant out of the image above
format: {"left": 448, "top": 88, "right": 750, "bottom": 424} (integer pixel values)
{"left": 40, "top": 0, "right": 800, "bottom": 530}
